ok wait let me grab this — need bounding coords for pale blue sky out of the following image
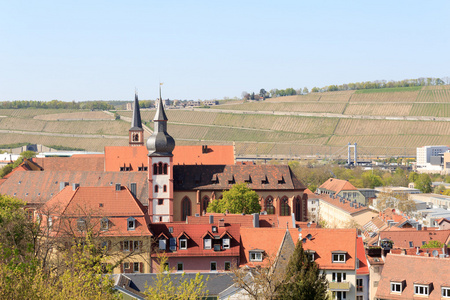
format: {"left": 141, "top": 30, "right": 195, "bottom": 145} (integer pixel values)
{"left": 1, "top": 1, "right": 449, "bottom": 101}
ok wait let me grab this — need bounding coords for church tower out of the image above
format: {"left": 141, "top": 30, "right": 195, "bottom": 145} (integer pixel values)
{"left": 129, "top": 93, "right": 144, "bottom": 147}
{"left": 146, "top": 86, "right": 175, "bottom": 222}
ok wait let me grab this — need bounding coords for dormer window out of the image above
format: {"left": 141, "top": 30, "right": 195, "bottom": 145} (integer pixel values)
{"left": 249, "top": 250, "right": 264, "bottom": 262}
{"left": 414, "top": 284, "right": 429, "bottom": 296}
{"left": 100, "top": 218, "right": 109, "bottom": 231}
{"left": 390, "top": 281, "right": 404, "bottom": 293}
{"left": 127, "top": 217, "right": 136, "bottom": 231}
{"left": 306, "top": 250, "right": 315, "bottom": 261}
{"left": 223, "top": 238, "right": 230, "bottom": 249}
{"left": 332, "top": 251, "right": 347, "bottom": 263}
{"left": 179, "top": 238, "right": 187, "bottom": 249}
{"left": 204, "top": 238, "right": 212, "bottom": 249}
{"left": 442, "top": 286, "right": 450, "bottom": 298}
{"left": 159, "top": 238, "right": 167, "bottom": 250}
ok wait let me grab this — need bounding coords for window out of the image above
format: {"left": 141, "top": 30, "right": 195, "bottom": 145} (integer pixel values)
{"left": 250, "top": 251, "right": 263, "bottom": 262}
{"left": 158, "top": 199, "right": 164, "bottom": 205}
{"left": 127, "top": 217, "right": 135, "bottom": 230}
{"left": 336, "top": 291, "right": 346, "bottom": 300}
{"left": 332, "top": 272, "right": 346, "bottom": 282}
{"left": 332, "top": 253, "right": 346, "bottom": 263}
{"left": 223, "top": 238, "right": 230, "bottom": 249}
{"left": 409, "top": 241, "right": 414, "bottom": 247}
{"left": 180, "top": 239, "right": 187, "bottom": 250}
{"left": 47, "top": 216, "right": 53, "bottom": 230}
{"left": 306, "top": 252, "right": 315, "bottom": 262}
{"left": 204, "top": 238, "right": 212, "bottom": 249}
{"left": 153, "top": 164, "right": 158, "bottom": 175}
{"left": 212, "top": 226, "right": 218, "bottom": 233}
{"left": 163, "top": 185, "right": 167, "bottom": 192}
{"left": 159, "top": 239, "right": 167, "bottom": 250}
{"left": 163, "top": 164, "right": 168, "bottom": 174}
{"left": 414, "top": 284, "right": 429, "bottom": 296}
{"left": 77, "top": 218, "right": 86, "bottom": 231}
{"left": 356, "top": 296, "right": 363, "bottom": 300}
{"left": 163, "top": 262, "right": 169, "bottom": 272}
{"left": 133, "top": 262, "right": 139, "bottom": 273}
{"left": 182, "top": 197, "right": 191, "bottom": 221}
{"left": 177, "top": 263, "right": 183, "bottom": 272}
{"left": 280, "top": 197, "right": 290, "bottom": 216}
{"left": 265, "top": 196, "right": 274, "bottom": 214}
{"left": 202, "top": 196, "right": 210, "bottom": 212}
{"left": 101, "top": 218, "right": 108, "bottom": 231}
{"left": 356, "top": 278, "right": 363, "bottom": 292}
{"left": 155, "top": 185, "right": 159, "bottom": 193}
{"left": 442, "top": 287, "right": 450, "bottom": 298}
{"left": 134, "top": 241, "right": 140, "bottom": 251}
{"left": 210, "top": 262, "right": 217, "bottom": 272}
{"left": 391, "top": 282, "right": 402, "bottom": 293}
{"left": 123, "top": 262, "right": 130, "bottom": 270}
{"left": 224, "top": 261, "right": 231, "bottom": 271}
{"left": 158, "top": 162, "right": 163, "bottom": 174}
{"left": 123, "top": 241, "right": 130, "bottom": 251}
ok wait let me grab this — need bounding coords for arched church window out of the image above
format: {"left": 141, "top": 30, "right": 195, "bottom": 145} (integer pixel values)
{"left": 153, "top": 164, "right": 158, "bottom": 175}
{"left": 202, "top": 196, "right": 210, "bottom": 212}
{"left": 265, "top": 196, "right": 275, "bottom": 215}
{"left": 154, "top": 185, "right": 159, "bottom": 193}
{"left": 295, "top": 197, "right": 301, "bottom": 221}
{"left": 158, "top": 162, "right": 163, "bottom": 175}
{"left": 163, "top": 163, "right": 168, "bottom": 175}
{"left": 181, "top": 197, "right": 191, "bottom": 221}
{"left": 280, "top": 197, "right": 290, "bottom": 216}
{"left": 163, "top": 185, "right": 167, "bottom": 192}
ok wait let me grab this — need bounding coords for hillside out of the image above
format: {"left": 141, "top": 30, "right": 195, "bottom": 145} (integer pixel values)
{"left": 2, "top": 85, "right": 450, "bottom": 158}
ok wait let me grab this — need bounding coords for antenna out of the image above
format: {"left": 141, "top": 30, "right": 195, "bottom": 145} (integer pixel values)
{"left": 432, "top": 250, "right": 439, "bottom": 257}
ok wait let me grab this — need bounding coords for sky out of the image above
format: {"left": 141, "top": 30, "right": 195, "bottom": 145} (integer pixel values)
{"left": 1, "top": 1, "right": 449, "bottom": 101}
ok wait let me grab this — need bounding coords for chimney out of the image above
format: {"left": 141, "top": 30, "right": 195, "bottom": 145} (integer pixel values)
{"left": 115, "top": 183, "right": 121, "bottom": 191}
{"left": 253, "top": 213, "right": 259, "bottom": 228}
{"left": 129, "top": 183, "right": 137, "bottom": 198}
{"left": 209, "top": 215, "right": 214, "bottom": 224}
{"left": 219, "top": 218, "right": 225, "bottom": 227}
{"left": 72, "top": 183, "right": 79, "bottom": 191}
{"left": 59, "top": 181, "right": 69, "bottom": 191}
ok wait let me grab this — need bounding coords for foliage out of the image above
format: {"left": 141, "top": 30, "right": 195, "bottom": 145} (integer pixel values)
{"left": 361, "top": 171, "right": 384, "bottom": 188}
{"left": 0, "top": 100, "right": 80, "bottom": 109}
{"left": 0, "top": 151, "right": 36, "bottom": 178}
{"left": 420, "top": 240, "right": 444, "bottom": 249}
{"left": 276, "top": 242, "right": 328, "bottom": 300}
{"left": 414, "top": 174, "right": 432, "bottom": 193}
{"left": 47, "top": 145, "right": 86, "bottom": 151}
{"left": 375, "top": 191, "right": 416, "bottom": 215}
{"left": 207, "top": 183, "right": 261, "bottom": 214}
{"left": 145, "top": 255, "right": 208, "bottom": 300}
{"left": 0, "top": 142, "right": 32, "bottom": 149}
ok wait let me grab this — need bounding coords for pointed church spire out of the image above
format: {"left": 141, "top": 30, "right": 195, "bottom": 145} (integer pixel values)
{"left": 131, "top": 91, "right": 143, "bottom": 129}
{"left": 147, "top": 83, "right": 175, "bottom": 156}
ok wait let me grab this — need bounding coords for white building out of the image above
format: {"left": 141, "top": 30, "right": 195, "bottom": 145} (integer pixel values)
{"left": 416, "top": 145, "right": 449, "bottom": 173}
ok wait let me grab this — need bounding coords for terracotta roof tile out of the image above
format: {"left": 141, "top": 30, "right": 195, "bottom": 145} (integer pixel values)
{"left": 34, "top": 155, "right": 104, "bottom": 171}
{"left": 356, "top": 237, "right": 369, "bottom": 275}
{"left": 150, "top": 223, "right": 240, "bottom": 257}
{"left": 104, "top": 145, "right": 234, "bottom": 172}
{"left": 318, "top": 178, "right": 357, "bottom": 193}
{"left": 375, "top": 254, "right": 450, "bottom": 299}
{"left": 0, "top": 171, "right": 149, "bottom": 205}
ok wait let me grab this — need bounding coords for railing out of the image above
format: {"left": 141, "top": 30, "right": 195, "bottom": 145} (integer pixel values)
{"left": 329, "top": 281, "right": 351, "bottom": 291}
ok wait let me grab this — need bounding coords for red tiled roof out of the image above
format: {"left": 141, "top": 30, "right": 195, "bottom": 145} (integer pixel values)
{"left": 240, "top": 227, "right": 357, "bottom": 270}
{"left": 41, "top": 185, "right": 151, "bottom": 237}
{"left": 318, "top": 178, "right": 357, "bottom": 193}
{"left": 379, "top": 229, "right": 450, "bottom": 249}
{"left": 375, "top": 254, "right": 450, "bottom": 299}
{"left": 34, "top": 155, "right": 104, "bottom": 171}
{"left": 0, "top": 171, "right": 149, "bottom": 205}
{"left": 311, "top": 193, "right": 369, "bottom": 215}
{"left": 150, "top": 223, "right": 240, "bottom": 257}
{"left": 356, "top": 237, "right": 369, "bottom": 275}
{"left": 104, "top": 145, "right": 235, "bottom": 172}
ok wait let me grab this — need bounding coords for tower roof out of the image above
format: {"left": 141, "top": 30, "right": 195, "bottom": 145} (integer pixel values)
{"left": 130, "top": 93, "right": 143, "bottom": 130}
{"left": 146, "top": 85, "right": 175, "bottom": 156}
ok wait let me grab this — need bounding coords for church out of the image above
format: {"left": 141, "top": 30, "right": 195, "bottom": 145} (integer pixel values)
{"left": 0, "top": 92, "right": 308, "bottom": 223}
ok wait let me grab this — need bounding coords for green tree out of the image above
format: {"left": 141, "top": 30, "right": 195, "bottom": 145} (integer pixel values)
{"left": 409, "top": 172, "right": 419, "bottom": 183}
{"left": 414, "top": 174, "right": 432, "bottom": 193}
{"left": 276, "top": 241, "right": 328, "bottom": 300}
{"left": 302, "top": 87, "right": 309, "bottom": 94}
{"left": 145, "top": 255, "right": 208, "bottom": 300}
{"left": 361, "top": 171, "right": 384, "bottom": 188}
{"left": 421, "top": 240, "right": 444, "bottom": 249}
{"left": 207, "top": 183, "right": 261, "bottom": 214}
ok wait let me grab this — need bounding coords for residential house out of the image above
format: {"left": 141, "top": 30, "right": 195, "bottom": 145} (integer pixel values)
{"left": 39, "top": 184, "right": 152, "bottom": 274}
{"left": 375, "top": 253, "right": 450, "bottom": 299}
{"left": 150, "top": 222, "right": 240, "bottom": 273}
{"left": 317, "top": 178, "right": 367, "bottom": 205}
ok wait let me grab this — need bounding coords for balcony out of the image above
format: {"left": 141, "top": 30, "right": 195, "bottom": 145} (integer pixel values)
{"left": 329, "top": 281, "right": 351, "bottom": 291}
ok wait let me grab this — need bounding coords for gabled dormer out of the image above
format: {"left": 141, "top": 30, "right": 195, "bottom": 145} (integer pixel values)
{"left": 177, "top": 231, "right": 191, "bottom": 250}
{"left": 202, "top": 231, "right": 214, "bottom": 249}
{"left": 157, "top": 232, "right": 169, "bottom": 251}
{"left": 219, "top": 231, "right": 233, "bottom": 249}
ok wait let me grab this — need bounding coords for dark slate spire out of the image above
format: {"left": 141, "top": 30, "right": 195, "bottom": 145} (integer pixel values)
{"left": 146, "top": 84, "right": 175, "bottom": 156}
{"left": 130, "top": 92, "right": 143, "bottom": 130}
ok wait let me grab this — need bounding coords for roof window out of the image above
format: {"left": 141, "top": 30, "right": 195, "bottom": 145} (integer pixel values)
{"left": 249, "top": 250, "right": 264, "bottom": 262}
{"left": 127, "top": 217, "right": 136, "bottom": 231}
{"left": 332, "top": 251, "right": 347, "bottom": 263}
